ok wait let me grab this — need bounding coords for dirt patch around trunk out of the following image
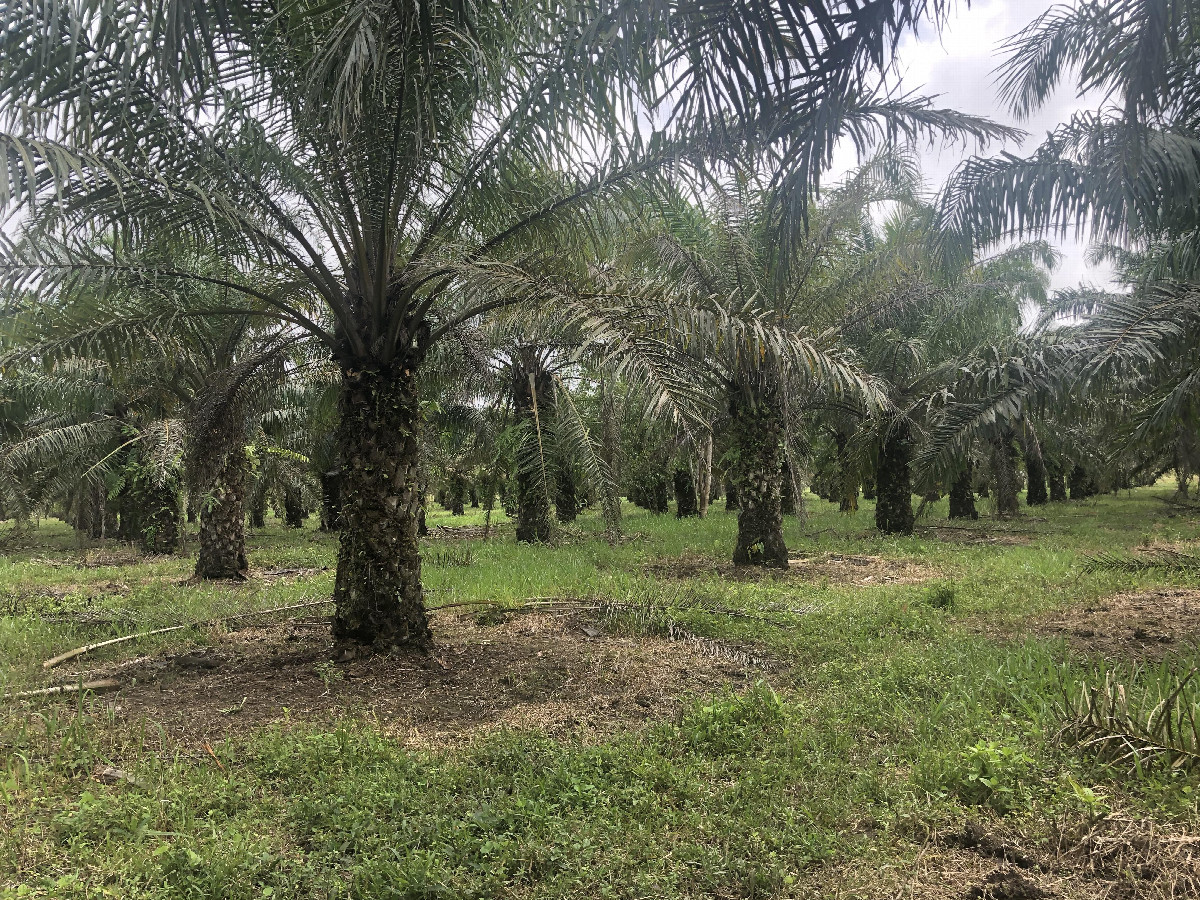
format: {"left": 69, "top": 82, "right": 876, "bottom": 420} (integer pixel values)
{"left": 645, "top": 552, "right": 939, "bottom": 586}
{"left": 1029, "top": 589, "right": 1200, "bottom": 661}
{"left": 37, "top": 612, "right": 763, "bottom": 748}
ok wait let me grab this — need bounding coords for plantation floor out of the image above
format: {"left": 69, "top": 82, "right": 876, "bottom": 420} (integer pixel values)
{"left": 3, "top": 488, "right": 1200, "bottom": 898}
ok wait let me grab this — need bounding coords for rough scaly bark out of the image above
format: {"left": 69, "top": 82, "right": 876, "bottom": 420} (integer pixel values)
{"left": 554, "top": 467, "right": 578, "bottom": 523}
{"left": 195, "top": 451, "right": 249, "bottom": 580}
{"left": 724, "top": 476, "right": 739, "bottom": 512}
{"left": 991, "top": 431, "right": 1020, "bottom": 518}
{"left": 1023, "top": 432, "right": 1048, "bottom": 507}
{"left": 697, "top": 432, "right": 713, "bottom": 519}
{"left": 74, "top": 482, "right": 107, "bottom": 540}
{"left": 1045, "top": 457, "right": 1067, "bottom": 502}
{"left": 874, "top": 418, "right": 914, "bottom": 535}
{"left": 860, "top": 473, "right": 876, "bottom": 501}
{"left": 331, "top": 364, "right": 431, "bottom": 650}
{"left": 674, "top": 466, "right": 698, "bottom": 518}
{"left": 1069, "top": 463, "right": 1097, "bottom": 500}
{"left": 284, "top": 485, "right": 305, "bottom": 528}
{"left": 137, "top": 477, "right": 182, "bottom": 554}
{"left": 248, "top": 481, "right": 267, "bottom": 528}
{"left": 448, "top": 473, "right": 467, "bottom": 516}
{"left": 836, "top": 431, "right": 859, "bottom": 513}
{"left": 320, "top": 470, "right": 342, "bottom": 531}
{"left": 728, "top": 383, "right": 787, "bottom": 567}
{"left": 598, "top": 380, "right": 623, "bottom": 539}
{"left": 948, "top": 462, "right": 978, "bottom": 520}
{"left": 779, "top": 459, "right": 796, "bottom": 516}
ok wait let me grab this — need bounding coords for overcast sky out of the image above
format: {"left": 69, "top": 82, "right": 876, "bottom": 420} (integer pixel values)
{"left": 833, "top": 0, "right": 1113, "bottom": 294}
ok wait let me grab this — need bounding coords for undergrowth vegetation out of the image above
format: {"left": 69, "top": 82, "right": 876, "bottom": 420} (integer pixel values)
{"left": 3, "top": 488, "right": 1200, "bottom": 897}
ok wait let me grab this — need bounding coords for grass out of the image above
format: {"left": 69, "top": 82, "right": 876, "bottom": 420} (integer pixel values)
{"left": 2, "top": 487, "right": 1200, "bottom": 897}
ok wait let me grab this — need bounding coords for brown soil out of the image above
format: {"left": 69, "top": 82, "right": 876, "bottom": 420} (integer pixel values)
{"left": 59, "top": 612, "right": 761, "bottom": 748}
{"left": 1030, "top": 589, "right": 1200, "bottom": 661}
{"left": 645, "top": 552, "right": 939, "bottom": 586}
{"left": 808, "top": 818, "right": 1200, "bottom": 899}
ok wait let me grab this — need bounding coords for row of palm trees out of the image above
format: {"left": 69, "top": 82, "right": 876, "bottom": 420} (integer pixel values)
{"left": 2, "top": 0, "right": 1198, "bottom": 651}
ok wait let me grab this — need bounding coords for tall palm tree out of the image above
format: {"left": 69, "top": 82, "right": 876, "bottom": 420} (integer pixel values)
{"left": 0, "top": 0, "right": 1008, "bottom": 647}
{"left": 632, "top": 161, "right": 915, "bottom": 565}
{"left": 850, "top": 218, "right": 1057, "bottom": 532}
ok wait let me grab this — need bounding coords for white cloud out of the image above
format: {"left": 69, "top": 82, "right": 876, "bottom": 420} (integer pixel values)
{"left": 833, "top": 0, "right": 1114, "bottom": 293}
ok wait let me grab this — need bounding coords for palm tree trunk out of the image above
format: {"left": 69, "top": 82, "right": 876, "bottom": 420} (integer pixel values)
{"left": 320, "top": 471, "right": 342, "bottom": 531}
{"left": 1023, "top": 432, "right": 1048, "bottom": 506}
{"left": 195, "top": 454, "right": 249, "bottom": 580}
{"left": 1045, "top": 457, "right": 1067, "bottom": 502}
{"left": 554, "top": 467, "right": 578, "bottom": 523}
{"left": 836, "top": 432, "right": 859, "bottom": 513}
{"left": 331, "top": 365, "right": 431, "bottom": 650}
{"left": 448, "top": 474, "right": 467, "bottom": 516}
{"left": 991, "top": 432, "right": 1020, "bottom": 517}
{"left": 674, "top": 466, "right": 698, "bottom": 517}
{"left": 779, "top": 459, "right": 797, "bottom": 515}
{"left": 599, "top": 379, "right": 623, "bottom": 539}
{"left": 724, "top": 476, "right": 739, "bottom": 512}
{"left": 512, "top": 352, "right": 553, "bottom": 543}
{"left": 248, "top": 480, "right": 267, "bottom": 528}
{"left": 1069, "top": 464, "right": 1097, "bottom": 500}
{"left": 90, "top": 482, "right": 107, "bottom": 539}
{"left": 875, "top": 418, "right": 914, "bottom": 535}
{"left": 728, "top": 386, "right": 787, "bottom": 567}
{"left": 74, "top": 483, "right": 107, "bottom": 540}
{"left": 860, "top": 472, "right": 876, "bottom": 501}
{"left": 697, "top": 432, "right": 713, "bottom": 518}
{"left": 948, "top": 462, "right": 978, "bottom": 520}
{"left": 137, "top": 476, "right": 182, "bottom": 553}
{"left": 284, "top": 485, "right": 305, "bottom": 527}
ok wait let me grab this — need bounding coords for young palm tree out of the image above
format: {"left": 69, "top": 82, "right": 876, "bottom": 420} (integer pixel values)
{"left": 0, "top": 352, "right": 186, "bottom": 551}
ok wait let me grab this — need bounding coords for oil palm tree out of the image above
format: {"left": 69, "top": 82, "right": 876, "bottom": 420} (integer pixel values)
{"left": 0, "top": 353, "right": 186, "bottom": 551}
{"left": 937, "top": 0, "right": 1200, "bottom": 450}
{"left": 0, "top": 0, "right": 1009, "bottom": 647}
{"left": 630, "top": 159, "right": 920, "bottom": 565}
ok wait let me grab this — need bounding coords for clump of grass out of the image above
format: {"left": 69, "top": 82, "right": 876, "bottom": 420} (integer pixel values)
{"left": 924, "top": 581, "right": 957, "bottom": 611}
{"left": 426, "top": 546, "right": 474, "bottom": 569}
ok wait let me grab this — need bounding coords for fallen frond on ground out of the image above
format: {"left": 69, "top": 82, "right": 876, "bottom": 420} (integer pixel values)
{"left": 40, "top": 598, "right": 338, "bottom": 669}
{"left": 1081, "top": 549, "right": 1200, "bottom": 574}
{"left": 1061, "top": 666, "right": 1200, "bottom": 772}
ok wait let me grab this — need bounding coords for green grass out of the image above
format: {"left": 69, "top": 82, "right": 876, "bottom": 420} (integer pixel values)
{"left": 3, "top": 488, "right": 1200, "bottom": 897}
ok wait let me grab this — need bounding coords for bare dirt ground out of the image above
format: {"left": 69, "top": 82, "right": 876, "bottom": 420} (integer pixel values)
{"left": 45, "top": 612, "right": 762, "bottom": 748}
{"left": 812, "top": 818, "right": 1200, "bottom": 899}
{"left": 1028, "top": 589, "right": 1200, "bottom": 661}
{"left": 645, "top": 551, "right": 940, "bottom": 585}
